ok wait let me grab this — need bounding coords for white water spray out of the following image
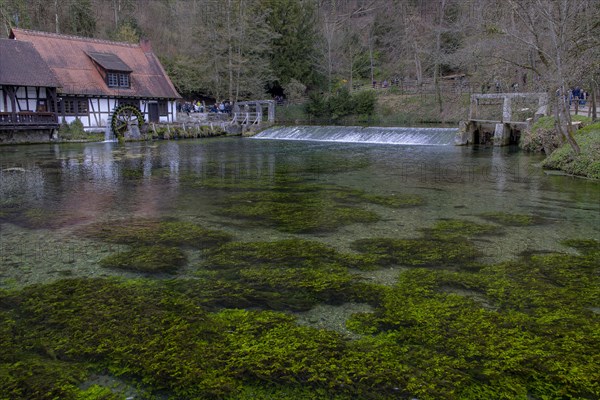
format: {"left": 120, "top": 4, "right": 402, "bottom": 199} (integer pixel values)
{"left": 252, "top": 126, "right": 458, "bottom": 145}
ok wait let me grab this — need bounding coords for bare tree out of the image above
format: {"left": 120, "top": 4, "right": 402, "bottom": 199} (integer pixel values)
{"left": 494, "top": 0, "right": 600, "bottom": 153}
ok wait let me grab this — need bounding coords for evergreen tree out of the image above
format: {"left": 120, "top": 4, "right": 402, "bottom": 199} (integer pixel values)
{"left": 68, "top": 0, "right": 95, "bottom": 37}
{"left": 260, "top": 0, "right": 321, "bottom": 89}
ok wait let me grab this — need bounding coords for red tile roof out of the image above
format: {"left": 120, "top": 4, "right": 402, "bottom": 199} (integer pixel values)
{"left": 0, "top": 39, "right": 60, "bottom": 87}
{"left": 9, "top": 28, "right": 180, "bottom": 99}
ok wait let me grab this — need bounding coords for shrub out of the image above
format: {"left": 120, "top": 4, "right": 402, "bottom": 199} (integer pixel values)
{"left": 59, "top": 118, "right": 89, "bottom": 140}
{"left": 328, "top": 87, "right": 353, "bottom": 120}
{"left": 520, "top": 116, "right": 562, "bottom": 153}
{"left": 305, "top": 88, "right": 376, "bottom": 122}
{"left": 283, "top": 79, "right": 307, "bottom": 104}
{"left": 352, "top": 90, "right": 377, "bottom": 119}
{"left": 305, "top": 92, "right": 329, "bottom": 118}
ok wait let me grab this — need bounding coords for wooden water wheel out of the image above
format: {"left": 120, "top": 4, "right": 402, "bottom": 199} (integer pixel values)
{"left": 111, "top": 104, "right": 144, "bottom": 137}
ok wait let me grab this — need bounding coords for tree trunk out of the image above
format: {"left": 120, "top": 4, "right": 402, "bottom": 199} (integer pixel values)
{"left": 369, "top": 32, "right": 374, "bottom": 92}
{"left": 592, "top": 81, "right": 598, "bottom": 122}
{"left": 414, "top": 50, "right": 422, "bottom": 85}
{"left": 54, "top": 0, "right": 60, "bottom": 33}
{"left": 227, "top": 0, "right": 233, "bottom": 103}
{"left": 113, "top": 0, "right": 119, "bottom": 29}
{"left": 555, "top": 90, "right": 580, "bottom": 154}
{"left": 433, "top": 0, "right": 446, "bottom": 115}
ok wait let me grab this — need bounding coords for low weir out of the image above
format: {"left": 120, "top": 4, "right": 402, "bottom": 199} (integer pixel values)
{"left": 252, "top": 126, "right": 457, "bottom": 145}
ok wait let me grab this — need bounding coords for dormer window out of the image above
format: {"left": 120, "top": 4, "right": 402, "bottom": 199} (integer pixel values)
{"left": 86, "top": 51, "right": 132, "bottom": 89}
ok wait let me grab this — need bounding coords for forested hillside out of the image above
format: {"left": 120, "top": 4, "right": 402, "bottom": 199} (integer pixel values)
{"left": 1, "top": 0, "right": 598, "bottom": 105}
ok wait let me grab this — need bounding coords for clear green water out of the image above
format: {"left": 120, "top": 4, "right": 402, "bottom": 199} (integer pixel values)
{"left": 0, "top": 137, "right": 599, "bottom": 399}
{"left": 1, "top": 138, "right": 598, "bottom": 286}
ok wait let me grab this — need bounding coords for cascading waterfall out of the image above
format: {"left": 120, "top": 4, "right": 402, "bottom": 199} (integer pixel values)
{"left": 104, "top": 123, "right": 116, "bottom": 142}
{"left": 252, "top": 126, "right": 458, "bottom": 145}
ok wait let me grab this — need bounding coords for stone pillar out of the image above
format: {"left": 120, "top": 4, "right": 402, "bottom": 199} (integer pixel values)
{"left": 469, "top": 95, "right": 477, "bottom": 120}
{"left": 455, "top": 120, "right": 472, "bottom": 145}
{"left": 267, "top": 100, "right": 275, "bottom": 122}
{"left": 502, "top": 96, "right": 512, "bottom": 122}
{"left": 255, "top": 102, "right": 262, "bottom": 123}
{"left": 493, "top": 123, "right": 511, "bottom": 146}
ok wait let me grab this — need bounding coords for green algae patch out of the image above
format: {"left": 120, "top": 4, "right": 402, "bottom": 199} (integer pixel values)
{"left": 217, "top": 184, "right": 423, "bottom": 233}
{"left": 199, "top": 240, "right": 378, "bottom": 308}
{"left": 562, "top": 238, "right": 600, "bottom": 256}
{"left": 0, "top": 356, "right": 90, "bottom": 400}
{"left": 99, "top": 245, "right": 187, "bottom": 273}
{"left": 334, "top": 190, "right": 424, "bottom": 208}
{"left": 2, "top": 278, "right": 232, "bottom": 399}
{"left": 185, "top": 174, "right": 308, "bottom": 191}
{"left": 478, "top": 211, "right": 546, "bottom": 226}
{"left": 1, "top": 254, "right": 599, "bottom": 400}
{"left": 345, "top": 263, "right": 600, "bottom": 399}
{"left": 351, "top": 237, "right": 480, "bottom": 268}
{"left": 193, "top": 171, "right": 423, "bottom": 233}
{"left": 0, "top": 279, "right": 355, "bottom": 398}
{"left": 78, "top": 385, "right": 125, "bottom": 400}
{"left": 349, "top": 218, "right": 496, "bottom": 269}
{"left": 275, "top": 153, "right": 372, "bottom": 175}
{"left": 79, "top": 218, "right": 232, "bottom": 249}
{"left": 219, "top": 190, "right": 380, "bottom": 233}
{"left": 422, "top": 218, "right": 501, "bottom": 239}
{"left": 203, "top": 239, "right": 365, "bottom": 270}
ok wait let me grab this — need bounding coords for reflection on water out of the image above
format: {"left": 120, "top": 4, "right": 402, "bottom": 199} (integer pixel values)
{"left": 0, "top": 138, "right": 599, "bottom": 286}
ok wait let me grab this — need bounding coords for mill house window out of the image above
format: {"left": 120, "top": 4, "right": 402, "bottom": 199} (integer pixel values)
{"left": 107, "top": 72, "right": 130, "bottom": 88}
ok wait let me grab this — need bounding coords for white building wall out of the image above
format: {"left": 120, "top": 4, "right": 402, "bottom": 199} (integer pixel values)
{"left": 170, "top": 100, "right": 177, "bottom": 122}
{"left": 58, "top": 97, "right": 176, "bottom": 130}
{"left": 0, "top": 86, "right": 48, "bottom": 112}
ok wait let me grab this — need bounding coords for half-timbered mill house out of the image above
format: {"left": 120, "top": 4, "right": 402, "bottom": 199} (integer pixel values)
{"left": 0, "top": 38, "right": 61, "bottom": 143}
{"left": 3, "top": 28, "right": 180, "bottom": 139}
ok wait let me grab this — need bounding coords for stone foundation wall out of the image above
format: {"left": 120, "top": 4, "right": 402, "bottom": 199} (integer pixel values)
{"left": 0, "top": 128, "right": 57, "bottom": 144}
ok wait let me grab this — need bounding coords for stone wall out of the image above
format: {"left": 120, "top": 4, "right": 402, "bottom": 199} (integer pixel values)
{"left": 0, "top": 128, "right": 57, "bottom": 144}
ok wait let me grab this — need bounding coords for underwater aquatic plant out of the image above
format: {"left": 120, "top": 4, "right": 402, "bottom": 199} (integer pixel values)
{"left": 478, "top": 211, "right": 546, "bottom": 226}
{"left": 218, "top": 184, "right": 423, "bottom": 233}
{"left": 199, "top": 239, "right": 377, "bottom": 309}
{"left": 99, "top": 245, "right": 187, "bottom": 273}
{"left": 79, "top": 218, "right": 232, "bottom": 249}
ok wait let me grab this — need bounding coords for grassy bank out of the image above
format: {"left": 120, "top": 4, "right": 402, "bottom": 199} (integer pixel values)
{"left": 276, "top": 91, "right": 469, "bottom": 126}
{"left": 542, "top": 121, "right": 600, "bottom": 179}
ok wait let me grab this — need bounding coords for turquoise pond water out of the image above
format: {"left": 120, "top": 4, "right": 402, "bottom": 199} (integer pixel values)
{"left": 0, "top": 136, "right": 598, "bottom": 287}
